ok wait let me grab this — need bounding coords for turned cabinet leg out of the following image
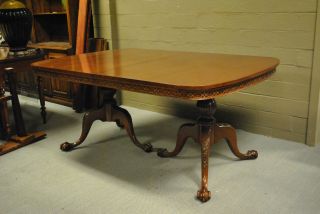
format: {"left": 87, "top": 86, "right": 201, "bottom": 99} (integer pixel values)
{"left": 37, "top": 76, "right": 47, "bottom": 124}
{"left": 214, "top": 123, "right": 258, "bottom": 160}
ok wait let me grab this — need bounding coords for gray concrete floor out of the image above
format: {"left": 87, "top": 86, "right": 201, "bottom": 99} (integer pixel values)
{"left": 1, "top": 96, "right": 320, "bottom": 214}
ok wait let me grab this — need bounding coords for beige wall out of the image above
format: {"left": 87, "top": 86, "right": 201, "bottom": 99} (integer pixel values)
{"left": 92, "top": 0, "right": 318, "bottom": 144}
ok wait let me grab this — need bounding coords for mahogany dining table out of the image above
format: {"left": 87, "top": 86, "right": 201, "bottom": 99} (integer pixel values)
{"left": 32, "top": 48, "right": 279, "bottom": 202}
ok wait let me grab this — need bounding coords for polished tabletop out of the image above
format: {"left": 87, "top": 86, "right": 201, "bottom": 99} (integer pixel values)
{"left": 32, "top": 49, "right": 279, "bottom": 100}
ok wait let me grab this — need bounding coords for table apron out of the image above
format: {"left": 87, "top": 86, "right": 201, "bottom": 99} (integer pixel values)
{"left": 33, "top": 68, "right": 275, "bottom": 100}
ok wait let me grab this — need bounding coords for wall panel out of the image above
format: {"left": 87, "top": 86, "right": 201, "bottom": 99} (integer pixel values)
{"left": 92, "top": 0, "right": 318, "bottom": 143}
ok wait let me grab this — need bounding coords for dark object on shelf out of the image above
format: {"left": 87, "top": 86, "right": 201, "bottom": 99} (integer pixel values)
{"left": 0, "top": 0, "right": 33, "bottom": 51}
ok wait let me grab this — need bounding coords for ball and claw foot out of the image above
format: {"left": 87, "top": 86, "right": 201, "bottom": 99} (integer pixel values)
{"left": 60, "top": 142, "right": 75, "bottom": 152}
{"left": 157, "top": 148, "right": 169, "bottom": 157}
{"left": 245, "top": 150, "right": 258, "bottom": 159}
{"left": 197, "top": 189, "right": 211, "bottom": 202}
{"left": 141, "top": 143, "right": 153, "bottom": 153}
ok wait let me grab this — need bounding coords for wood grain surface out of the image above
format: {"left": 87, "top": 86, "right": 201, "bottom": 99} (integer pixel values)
{"left": 32, "top": 49, "right": 279, "bottom": 100}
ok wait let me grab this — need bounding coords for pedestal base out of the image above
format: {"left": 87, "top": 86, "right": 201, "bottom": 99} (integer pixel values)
{"left": 158, "top": 99, "right": 258, "bottom": 202}
{"left": 60, "top": 88, "right": 152, "bottom": 153}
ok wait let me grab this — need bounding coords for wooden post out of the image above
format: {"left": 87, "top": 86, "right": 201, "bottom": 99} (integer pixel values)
{"left": 73, "top": 0, "right": 91, "bottom": 112}
{"left": 75, "top": 0, "right": 91, "bottom": 54}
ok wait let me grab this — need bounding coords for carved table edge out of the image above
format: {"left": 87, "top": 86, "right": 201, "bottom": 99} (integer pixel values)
{"left": 33, "top": 68, "right": 275, "bottom": 100}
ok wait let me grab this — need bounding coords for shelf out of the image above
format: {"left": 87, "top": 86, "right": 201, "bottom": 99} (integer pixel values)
{"left": 14, "top": 0, "right": 78, "bottom": 108}
{"left": 28, "top": 42, "right": 72, "bottom": 51}
{"left": 33, "top": 12, "right": 67, "bottom": 16}
{"left": 30, "top": 0, "right": 66, "bottom": 14}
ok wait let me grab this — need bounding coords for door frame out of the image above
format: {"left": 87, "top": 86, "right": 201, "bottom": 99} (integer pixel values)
{"left": 306, "top": 0, "right": 320, "bottom": 146}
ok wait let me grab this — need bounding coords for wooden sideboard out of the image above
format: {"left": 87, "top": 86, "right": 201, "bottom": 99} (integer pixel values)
{"left": 7, "top": 0, "right": 80, "bottom": 107}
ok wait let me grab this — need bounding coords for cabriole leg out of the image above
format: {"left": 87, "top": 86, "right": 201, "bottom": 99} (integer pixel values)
{"left": 60, "top": 88, "right": 152, "bottom": 152}
{"left": 60, "top": 106, "right": 107, "bottom": 151}
{"left": 111, "top": 105, "right": 152, "bottom": 152}
{"left": 157, "top": 123, "right": 198, "bottom": 157}
{"left": 214, "top": 123, "right": 258, "bottom": 159}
